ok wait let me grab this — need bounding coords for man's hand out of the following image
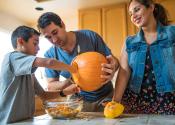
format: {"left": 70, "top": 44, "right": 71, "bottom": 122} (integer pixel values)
{"left": 63, "top": 84, "right": 80, "bottom": 95}
{"left": 101, "top": 55, "right": 119, "bottom": 85}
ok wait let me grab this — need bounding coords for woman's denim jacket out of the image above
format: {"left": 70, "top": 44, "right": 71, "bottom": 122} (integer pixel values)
{"left": 126, "top": 23, "right": 175, "bottom": 93}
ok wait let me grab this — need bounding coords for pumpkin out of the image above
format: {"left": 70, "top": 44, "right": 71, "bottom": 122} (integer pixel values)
{"left": 104, "top": 101, "right": 124, "bottom": 118}
{"left": 71, "top": 52, "right": 108, "bottom": 91}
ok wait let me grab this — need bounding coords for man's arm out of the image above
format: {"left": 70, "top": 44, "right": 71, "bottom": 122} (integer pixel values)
{"left": 33, "top": 74, "right": 79, "bottom": 101}
{"left": 46, "top": 77, "right": 72, "bottom": 91}
{"left": 38, "top": 84, "right": 80, "bottom": 101}
{"left": 93, "top": 31, "right": 119, "bottom": 83}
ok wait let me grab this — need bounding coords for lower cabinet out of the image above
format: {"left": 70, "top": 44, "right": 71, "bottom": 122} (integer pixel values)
{"left": 34, "top": 96, "right": 45, "bottom": 116}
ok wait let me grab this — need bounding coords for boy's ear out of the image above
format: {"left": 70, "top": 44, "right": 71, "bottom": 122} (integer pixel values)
{"left": 16, "top": 37, "right": 25, "bottom": 49}
{"left": 17, "top": 37, "right": 24, "bottom": 46}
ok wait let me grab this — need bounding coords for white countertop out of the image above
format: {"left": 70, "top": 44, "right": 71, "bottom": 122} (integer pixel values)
{"left": 10, "top": 112, "right": 175, "bottom": 125}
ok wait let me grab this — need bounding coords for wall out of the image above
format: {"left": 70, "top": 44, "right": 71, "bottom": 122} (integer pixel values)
{"left": 0, "top": 11, "right": 27, "bottom": 32}
{"left": 63, "top": 15, "right": 79, "bottom": 31}
{"left": 30, "top": 13, "right": 79, "bottom": 31}
{"left": 0, "top": 11, "right": 28, "bottom": 71}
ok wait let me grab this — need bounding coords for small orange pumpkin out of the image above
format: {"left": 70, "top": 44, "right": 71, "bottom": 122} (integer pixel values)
{"left": 71, "top": 52, "right": 108, "bottom": 91}
{"left": 104, "top": 101, "right": 124, "bottom": 118}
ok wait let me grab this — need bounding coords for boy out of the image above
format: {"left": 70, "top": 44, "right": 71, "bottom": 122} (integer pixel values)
{"left": 0, "top": 26, "right": 79, "bottom": 124}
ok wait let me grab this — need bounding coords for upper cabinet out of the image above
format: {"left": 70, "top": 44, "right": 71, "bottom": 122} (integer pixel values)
{"left": 79, "top": 4, "right": 129, "bottom": 58}
{"left": 156, "top": 0, "right": 175, "bottom": 24}
{"left": 102, "top": 4, "right": 127, "bottom": 58}
{"left": 79, "top": 8, "right": 102, "bottom": 36}
{"left": 79, "top": 0, "right": 175, "bottom": 58}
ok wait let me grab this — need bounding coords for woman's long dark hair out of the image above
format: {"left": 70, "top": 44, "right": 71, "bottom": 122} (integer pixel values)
{"left": 129, "top": 0, "right": 169, "bottom": 26}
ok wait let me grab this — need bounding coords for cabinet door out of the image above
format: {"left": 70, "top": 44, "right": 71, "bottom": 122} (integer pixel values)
{"left": 79, "top": 8, "right": 102, "bottom": 36}
{"left": 34, "top": 96, "right": 45, "bottom": 116}
{"left": 102, "top": 4, "right": 127, "bottom": 58}
{"left": 156, "top": 0, "right": 175, "bottom": 24}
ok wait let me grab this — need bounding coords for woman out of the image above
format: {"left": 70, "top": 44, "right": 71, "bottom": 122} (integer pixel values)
{"left": 113, "top": 0, "right": 175, "bottom": 114}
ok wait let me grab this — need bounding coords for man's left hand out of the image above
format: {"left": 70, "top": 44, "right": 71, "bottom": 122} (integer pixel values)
{"left": 101, "top": 55, "right": 119, "bottom": 85}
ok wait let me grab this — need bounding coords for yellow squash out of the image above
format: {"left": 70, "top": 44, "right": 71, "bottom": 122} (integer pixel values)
{"left": 104, "top": 101, "right": 124, "bottom": 118}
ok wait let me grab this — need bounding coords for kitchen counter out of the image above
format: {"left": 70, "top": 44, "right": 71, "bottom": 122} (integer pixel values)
{"left": 10, "top": 112, "right": 175, "bottom": 125}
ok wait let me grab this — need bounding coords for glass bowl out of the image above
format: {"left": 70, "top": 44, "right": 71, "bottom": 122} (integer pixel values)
{"left": 44, "top": 98, "right": 83, "bottom": 119}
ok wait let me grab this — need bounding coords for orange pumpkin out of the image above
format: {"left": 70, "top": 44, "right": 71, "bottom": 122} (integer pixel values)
{"left": 104, "top": 101, "right": 124, "bottom": 118}
{"left": 71, "top": 52, "right": 108, "bottom": 91}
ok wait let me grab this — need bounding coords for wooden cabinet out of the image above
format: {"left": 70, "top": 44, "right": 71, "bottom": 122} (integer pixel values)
{"left": 34, "top": 96, "right": 45, "bottom": 116}
{"left": 156, "top": 0, "right": 175, "bottom": 24}
{"left": 79, "top": 4, "right": 128, "bottom": 58}
{"left": 79, "top": 1, "right": 174, "bottom": 58}
{"left": 102, "top": 4, "right": 127, "bottom": 58}
{"left": 79, "top": 8, "right": 102, "bottom": 36}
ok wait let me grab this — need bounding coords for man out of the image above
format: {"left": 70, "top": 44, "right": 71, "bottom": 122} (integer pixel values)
{"left": 37, "top": 12, "right": 119, "bottom": 112}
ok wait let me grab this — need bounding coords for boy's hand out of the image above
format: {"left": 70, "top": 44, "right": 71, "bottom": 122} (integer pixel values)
{"left": 63, "top": 84, "right": 80, "bottom": 95}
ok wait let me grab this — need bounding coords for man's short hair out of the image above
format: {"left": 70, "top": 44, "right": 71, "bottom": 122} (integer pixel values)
{"left": 37, "top": 12, "right": 62, "bottom": 31}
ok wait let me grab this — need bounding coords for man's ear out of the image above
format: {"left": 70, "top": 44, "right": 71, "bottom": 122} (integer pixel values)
{"left": 61, "top": 21, "right": 66, "bottom": 29}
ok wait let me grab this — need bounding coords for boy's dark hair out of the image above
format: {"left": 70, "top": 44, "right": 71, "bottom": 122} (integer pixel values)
{"left": 37, "top": 12, "right": 62, "bottom": 31}
{"left": 11, "top": 26, "right": 40, "bottom": 49}
{"left": 129, "top": 0, "right": 169, "bottom": 26}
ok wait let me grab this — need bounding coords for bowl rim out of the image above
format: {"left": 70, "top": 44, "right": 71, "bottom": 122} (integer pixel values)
{"left": 43, "top": 98, "right": 83, "bottom": 107}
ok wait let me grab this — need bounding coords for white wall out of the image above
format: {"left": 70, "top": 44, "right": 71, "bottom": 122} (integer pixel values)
{"left": 0, "top": 12, "right": 27, "bottom": 70}
{"left": 30, "top": 13, "right": 79, "bottom": 31}
{"left": 0, "top": 11, "right": 78, "bottom": 89}
{"left": 0, "top": 11, "right": 27, "bottom": 32}
{"left": 63, "top": 15, "right": 79, "bottom": 31}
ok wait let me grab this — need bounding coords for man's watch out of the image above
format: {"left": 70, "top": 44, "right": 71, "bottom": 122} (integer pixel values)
{"left": 59, "top": 90, "right": 66, "bottom": 97}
